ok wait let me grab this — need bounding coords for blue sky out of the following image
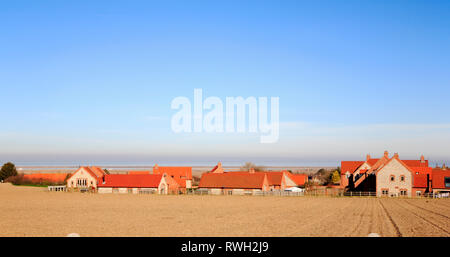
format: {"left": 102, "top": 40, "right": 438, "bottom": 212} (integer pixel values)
{"left": 1, "top": 0, "right": 449, "bottom": 166}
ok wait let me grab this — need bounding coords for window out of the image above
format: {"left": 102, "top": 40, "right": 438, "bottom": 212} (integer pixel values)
{"left": 382, "top": 189, "right": 389, "bottom": 196}
{"left": 445, "top": 177, "right": 450, "bottom": 188}
{"left": 416, "top": 191, "right": 422, "bottom": 196}
{"left": 400, "top": 175, "right": 405, "bottom": 182}
{"left": 400, "top": 190, "right": 407, "bottom": 196}
{"left": 390, "top": 175, "right": 395, "bottom": 182}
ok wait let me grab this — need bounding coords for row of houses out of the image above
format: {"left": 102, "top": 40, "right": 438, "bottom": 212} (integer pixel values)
{"left": 42, "top": 151, "right": 449, "bottom": 197}
{"left": 64, "top": 162, "right": 308, "bottom": 194}
{"left": 341, "top": 151, "right": 450, "bottom": 197}
{"left": 198, "top": 162, "right": 308, "bottom": 195}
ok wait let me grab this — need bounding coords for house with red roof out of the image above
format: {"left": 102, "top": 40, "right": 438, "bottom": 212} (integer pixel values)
{"left": 199, "top": 163, "right": 270, "bottom": 195}
{"left": 340, "top": 151, "right": 439, "bottom": 197}
{"left": 97, "top": 173, "right": 178, "bottom": 194}
{"left": 153, "top": 164, "right": 192, "bottom": 191}
{"left": 199, "top": 162, "right": 307, "bottom": 194}
{"left": 431, "top": 165, "right": 450, "bottom": 195}
{"left": 66, "top": 166, "right": 106, "bottom": 191}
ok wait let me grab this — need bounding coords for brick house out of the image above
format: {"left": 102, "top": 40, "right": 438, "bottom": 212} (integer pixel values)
{"left": 341, "top": 151, "right": 431, "bottom": 197}
{"left": 66, "top": 166, "right": 106, "bottom": 191}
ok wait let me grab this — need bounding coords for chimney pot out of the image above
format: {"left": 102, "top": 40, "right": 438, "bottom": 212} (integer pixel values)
{"left": 443, "top": 164, "right": 447, "bottom": 170}
{"left": 393, "top": 153, "right": 399, "bottom": 158}
{"left": 366, "top": 154, "right": 371, "bottom": 161}
{"left": 420, "top": 155, "right": 425, "bottom": 163}
{"left": 384, "top": 151, "right": 389, "bottom": 158}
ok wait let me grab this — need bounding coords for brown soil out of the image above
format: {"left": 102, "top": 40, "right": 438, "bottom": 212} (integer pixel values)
{"left": 0, "top": 183, "right": 448, "bottom": 237}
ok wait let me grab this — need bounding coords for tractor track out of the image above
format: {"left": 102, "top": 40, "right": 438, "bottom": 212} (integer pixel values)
{"left": 378, "top": 199, "right": 402, "bottom": 237}
{"left": 403, "top": 200, "right": 450, "bottom": 220}
{"left": 394, "top": 200, "right": 450, "bottom": 235}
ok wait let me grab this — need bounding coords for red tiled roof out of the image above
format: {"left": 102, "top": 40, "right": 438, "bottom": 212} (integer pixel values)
{"left": 367, "top": 159, "right": 380, "bottom": 166}
{"left": 154, "top": 166, "right": 192, "bottom": 180}
{"left": 410, "top": 166, "right": 432, "bottom": 175}
{"left": 128, "top": 171, "right": 150, "bottom": 175}
{"left": 432, "top": 168, "right": 450, "bottom": 189}
{"left": 403, "top": 160, "right": 429, "bottom": 167}
{"left": 413, "top": 174, "right": 428, "bottom": 188}
{"left": 199, "top": 172, "right": 267, "bottom": 189}
{"left": 341, "top": 161, "right": 364, "bottom": 175}
{"left": 89, "top": 166, "right": 106, "bottom": 177}
{"left": 287, "top": 173, "right": 308, "bottom": 186}
{"left": 98, "top": 174, "right": 163, "bottom": 188}
{"left": 359, "top": 169, "right": 368, "bottom": 174}
{"left": 262, "top": 172, "right": 284, "bottom": 186}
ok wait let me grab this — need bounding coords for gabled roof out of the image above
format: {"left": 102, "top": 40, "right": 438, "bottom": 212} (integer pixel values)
{"left": 403, "top": 160, "right": 429, "bottom": 167}
{"left": 89, "top": 166, "right": 106, "bottom": 178}
{"left": 286, "top": 173, "right": 308, "bottom": 186}
{"left": 261, "top": 171, "right": 284, "bottom": 186}
{"left": 376, "top": 156, "right": 415, "bottom": 175}
{"left": 199, "top": 172, "right": 267, "bottom": 189}
{"left": 67, "top": 166, "right": 106, "bottom": 182}
{"left": 432, "top": 168, "right": 450, "bottom": 189}
{"left": 341, "top": 161, "right": 364, "bottom": 175}
{"left": 97, "top": 174, "right": 163, "bottom": 188}
{"left": 154, "top": 166, "right": 192, "bottom": 180}
{"left": 367, "top": 159, "right": 380, "bottom": 166}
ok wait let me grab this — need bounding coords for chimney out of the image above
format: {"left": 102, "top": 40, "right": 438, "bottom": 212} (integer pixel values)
{"left": 393, "top": 153, "right": 399, "bottom": 158}
{"left": 384, "top": 151, "right": 389, "bottom": 158}
{"left": 420, "top": 155, "right": 425, "bottom": 163}
{"left": 153, "top": 164, "right": 159, "bottom": 174}
{"left": 249, "top": 168, "right": 255, "bottom": 174}
{"left": 443, "top": 164, "right": 447, "bottom": 170}
{"left": 366, "top": 154, "right": 371, "bottom": 162}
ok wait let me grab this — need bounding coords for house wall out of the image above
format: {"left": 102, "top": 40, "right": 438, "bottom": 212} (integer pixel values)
{"left": 98, "top": 187, "right": 113, "bottom": 194}
{"left": 158, "top": 177, "right": 169, "bottom": 194}
{"left": 66, "top": 168, "right": 98, "bottom": 189}
{"left": 412, "top": 188, "right": 426, "bottom": 197}
{"left": 377, "top": 159, "right": 412, "bottom": 197}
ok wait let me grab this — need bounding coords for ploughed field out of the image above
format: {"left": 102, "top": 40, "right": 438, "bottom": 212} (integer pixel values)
{"left": 0, "top": 183, "right": 449, "bottom": 237}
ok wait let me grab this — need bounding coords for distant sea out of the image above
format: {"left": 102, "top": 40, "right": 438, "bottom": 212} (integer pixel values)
{"left": 9, "top": 161, "right": 339, "bottom": 168}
